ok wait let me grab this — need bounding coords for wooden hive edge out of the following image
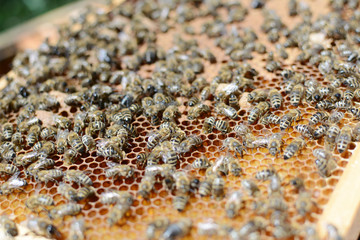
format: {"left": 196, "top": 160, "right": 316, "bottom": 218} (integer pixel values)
{"left": 317, "top": 144, "right": 360, "bottom": 240}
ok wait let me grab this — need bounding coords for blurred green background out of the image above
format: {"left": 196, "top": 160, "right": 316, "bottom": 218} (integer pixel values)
{"left": 0, "top": 0, "right": 78, "bottom": 33}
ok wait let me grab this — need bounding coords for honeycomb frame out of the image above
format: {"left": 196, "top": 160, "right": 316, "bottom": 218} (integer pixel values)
{"left": 0, "top": 0, "right": 359, "bottom": 239}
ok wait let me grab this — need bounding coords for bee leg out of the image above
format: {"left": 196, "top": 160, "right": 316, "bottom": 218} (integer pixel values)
{"left": 40, "top": 206, "right": 48, "bottom": 214}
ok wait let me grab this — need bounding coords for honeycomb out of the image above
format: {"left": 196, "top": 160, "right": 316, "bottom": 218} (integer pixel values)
{"left": 0, "top": 0, "right": 358, "bottom": 239}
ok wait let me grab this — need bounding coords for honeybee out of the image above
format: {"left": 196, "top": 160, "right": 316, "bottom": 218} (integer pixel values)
{"left": 135, "top": 152, "right": 148, "bottom": 168}
{"left": 77, "top": 186, "right": 96, "bottom": 201}
{"left": 200, "top": 86, "right": 211, "bottom": 101}
{"left": 234, "top": 123, "right": 250, "bottom": 137}
{"left": 179, "top": 135, "right": 203, "bottom": 153}
{"left": 14, "top": 151, "right": 38, "bottom": 167}
{"left": 243, "top": 133, "right": 268, "bottom": 149}
{"left": 212, "top": 176, "right": 225, "bottom": 199}
{"left": 68, "top": 218, "right": 86, "bottom": 240}
{"left": 328, "top": 111, "right": 344, "bottom": 124}
{"left": 344, "top": 89, "right": 354, "bottom": 101}
{"left": 64, "top": 170, "right": 93, "bottom": 186}
{"left": 74, "top": 112, "right": 87, "bottom": 133}
{"left": 284, "top": 137, "right": 306, "bottom": 160}
{"left": 227, "top": 156, "right": 242, "bottom": 176}
{"left": 188, "top": 103, "right": 210, "bottom": 120}
{"left": 336, "top": 126, "right": 352, "bottom": 153}
{"left": 0, "top": 214, "right": 18, "bottom": 237}
{"left": 112, "top": 108, "right": 133, "bottom": 124}
{"left": 161, "top": 218, "right": 192, "bottom": 240}
{"left": 32, "top": 140, "right": 45, "bottom": 152}
{"left": 2, "top": 123, "right": 13, "bottom": 141}
{"left": 314, "top": 124, "right": 329, "bottom": 139}
{"left": 269, "top": 89, "right": 282, "bottom": 109}
{"left": 57, "top": 182, "right": 78, "bottom": 201}
{"left": 82, "top": 134, "right": 95, "bottom": 151}
{"left": 316, "top": 100, "right": 334, "bottom": 110}
{"left": 0, "top": 173, "right": 28, "bottom": 194}
{"left": 27, "top": 217, "right": 62, "bottom": 240}
{"left": 304, "top": 225, "right": 320, "bottom": 240}
{"left": 27, "top": 124, "right": 41, "bottom": 147}
{"left": 100, "top": 190, "right": 134, "bottom": 206}
{"left": 188, "top": 97, "right": 200, "bottom": 107}
{"left": 122, "top": 123, "right": 138, "bottom": 137}
{"left": 56, "top": 129, "right": 68, "bottom": 154}
{"left": 315, "top": 157, "right": 337, "bottom": 178}
{"left": 202, "top": 116, "right": 215, "bottom": 134}
{"left": 173, "top": 195, "right": 189, "bottom": 212}
{"left": 268, "top": 133, "right": 283, "bottom": 156}
{"left": 259, "top": 113, "right": 280, "bottom": 125}
{"left": 163, "top": 105, "right": 180, "bottom": 122}
{"left": 273, "top": 224, "right": 297, "bottom": 239}
{"left": 222, "top": 137, "right": 244, "bottom": 157}
{"left": 67, "top": 131, "right": 85, "bottom": 153}
{"left": 26, "top": 158, "right": 55, "bottom": 177}
{"left": 172, "top": 171, "right": 190, "bottom": 195}
{"left": 266, "top": 60, "right": 281, "bottom": 72}
{"left": 242, "top": 179, "right": 259, "bottom": 196}
{"left": 225, "top": 191, "right": 243, "bottom": 218}
{"left": 214, "top": 119, "right": 230, "bottom": 134}
{"left": 147, "top": 218, "right": 170, "bottom": 240}
{"left": 309, "top": 111, "right": 329, "bottom": 125}
{"left": 96, "top": 139, "right": 125, "bottom": 160}
{"left": 255, "top": 166, "right": 277, "bottom": 180}
{"left": 36, "top": 169, "right": 64, "bottom": 183}
{"left": 295, "top": 191, "right": 314, "bottom": 216}
{"left": 105, "top": 162, "right": 134, "bottom": 179}
{"left": 25, "top": 194, "right": 55, "bottom": 212}
{"left": 290, "top": 84, "right": 304, "bottom": 106}
{"left": 147, "top": 128, "right": 171, "bottom": 149}
{"left": 237, "top": 217, "right": 266, "bottom": 237}
{"left": 11, "top": 131, "right": 23, "bottom": 148}
{"left": 228, "top": 93, "right": 239, "bottom": 109}
{"left": 138, "top": 175, "right": 155, "bottom": 199}
{"left": 0, "top": 163, "right": 19, "bottom": 176}
{"left": 199, "top": 179, "right": 212, "bottom": 197}
{"left": 107, "top": 203, "right": 131, "bottom": 226}
{"left": 247, "top": 89, "right": 268, "bottom": 103}
{"left": 53, "top": 115, "right": 71, "bottom": 129}
{"left": 63, "top": 148, "right": 78, "bottom": 165}
{"left": 326, "top": 124, "right": 341, "bottom": 145}
{"left": 64, "top": 94, "right": 82, "bottom": 106}
{"left": 290, "top": 177, "right": 305, "bottom": 192}
{"left": 281, "top": 69, "right": 295, "bottom": 80}
{"left": 276, "top": 43, "right": 288, "bottom": 59}
{"left": 295, "top": 124, "right": 314, "bottom": 138}
{"left": 161, "top": 145, "right": 179, "bottom": 166}
{"left": 326, "top": 224, "right": 342, "bottom": 240}
{"left": 248, "top": 101, "right": 270, "bottom": 124}
{"left": 349, "top": 106, "right": 360, "bottom": 119}
{"left": 49, "top": 203, "right": 82, "bottom": 219}
{"left": 280, "top": 109, "right": 301, "bottom": 130}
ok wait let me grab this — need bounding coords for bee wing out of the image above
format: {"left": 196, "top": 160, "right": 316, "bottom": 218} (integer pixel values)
{"left": 222, "top": 83, "right": 239, "bottom": 96}
{"left": 75, "top": 112, "right": 87, "bottom": 121}
{"left": 96, "top": 138, "right": 111, "bottom": 148}
{"left": 56, "top": 129, "right": 69, "bottom": 140}
{"left": 146, "top": 130, "right": 158, "bottom": 138}
{"left": 260, "top": 128, "right": 271, "bottom": 136}
{"left": 106, "top": 161, "right": 118, "bottom": 168}
{"left": 7, "top": 177, "right": 27, "bottom": 188}
{"left": 7, "top": 171, "right": 21, "bottom": 181}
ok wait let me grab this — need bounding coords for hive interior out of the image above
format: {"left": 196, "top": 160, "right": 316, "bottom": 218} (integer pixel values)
{"left": 0, "top": 0, "right": 358, "bottom": 239}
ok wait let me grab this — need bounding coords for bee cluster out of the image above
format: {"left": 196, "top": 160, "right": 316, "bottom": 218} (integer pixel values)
{"left": 0, "top": 0, "right": 360, "bottom": 239}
